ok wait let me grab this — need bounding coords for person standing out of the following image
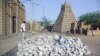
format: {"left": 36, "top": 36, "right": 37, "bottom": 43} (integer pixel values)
{"left": 20, "top": 21, "right": 26, "bottom": 39}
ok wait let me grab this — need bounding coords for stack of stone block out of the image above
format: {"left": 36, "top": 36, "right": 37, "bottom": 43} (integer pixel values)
{"left": 17, "top": 33, "right": 91, "bottom": 56}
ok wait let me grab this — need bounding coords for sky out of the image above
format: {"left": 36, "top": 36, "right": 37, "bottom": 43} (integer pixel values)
{"left": 20, "top": 0, "right": 100, "bottom": 21}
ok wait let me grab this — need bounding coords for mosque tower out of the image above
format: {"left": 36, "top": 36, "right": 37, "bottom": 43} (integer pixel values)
{"left": 52, "top": 1, "right": 76, "bottom": 33}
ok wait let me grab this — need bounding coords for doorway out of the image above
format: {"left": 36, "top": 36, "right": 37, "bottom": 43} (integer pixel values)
{"left": 12, "top": 16, "right": 16, "bottom": 33}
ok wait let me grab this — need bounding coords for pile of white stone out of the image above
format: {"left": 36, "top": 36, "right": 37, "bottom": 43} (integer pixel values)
{"left": 17, "top": 33, "right": 91, "bottom": 56}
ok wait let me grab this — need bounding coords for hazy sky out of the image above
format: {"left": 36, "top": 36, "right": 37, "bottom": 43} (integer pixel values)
{"left": 21, "top": 0, "right": 100, "bottom": 21}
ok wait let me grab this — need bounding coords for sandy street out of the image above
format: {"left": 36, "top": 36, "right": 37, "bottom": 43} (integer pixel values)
{"left": 0, "top": 32, "right": 100, "bottom": 56}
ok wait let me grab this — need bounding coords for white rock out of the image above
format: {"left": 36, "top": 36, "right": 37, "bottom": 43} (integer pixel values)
{"left": 54, "top": 35, "right": 60, "bottom": 40}
{"left": 17, "top": 32, "right": 91, "bottom": 56}
{"left": 60, "top": 37, "right": 65, "bottom": 44}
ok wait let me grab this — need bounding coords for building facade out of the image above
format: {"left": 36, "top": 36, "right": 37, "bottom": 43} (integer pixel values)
{"left": 26, "top": 21, "right": 44, "bottom": 32}
{"left": 52, "top": 1, "right": 76, "bottom": 33}
{"left": 0, "top": 0, "right": 25, "bottom": 36}
{"left": 32, "top": 21, "right": 44, "bottom": 32}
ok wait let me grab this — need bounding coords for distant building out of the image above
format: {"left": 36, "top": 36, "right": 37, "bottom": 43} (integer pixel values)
{"left": 26, "top": 21, "right": 30, "bottom": 31}
{"left": 0, "top": 0, "right": 25, "bottom": 36}
{"left": 69, "top": 21, "right": 100, "bottom": 36}
{"left": 52, "top": 1, "right": 76, "bottom": 33}
{"left": 28, "top": 21, "right": 44, "bottom": 32}
{"left": 78, "top": 22, "right": 100, "bottom": 36}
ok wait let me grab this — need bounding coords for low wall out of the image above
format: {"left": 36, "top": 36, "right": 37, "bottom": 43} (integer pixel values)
{"left": 1, "top": 47, "right": 17, "bottom": 56}
{"left": 87, "top": 30, "right": 100, "bottom": 36}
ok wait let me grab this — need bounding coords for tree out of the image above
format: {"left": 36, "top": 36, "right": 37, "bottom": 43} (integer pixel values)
{"left": 40, "top": 16, "right": 53, "bottom": 31}
{"left": 41, "top": 16, "right": 51, "bottom": 26}
{"left": 79, "top": 11, "right": 100, "bottom": 36}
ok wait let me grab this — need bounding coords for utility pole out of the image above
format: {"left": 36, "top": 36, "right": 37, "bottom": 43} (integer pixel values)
{"left": 30, "top": 0, "right": 33, "bottom": 31}
{"left": 29, "top": 0, "right": 39, "bottom": 31}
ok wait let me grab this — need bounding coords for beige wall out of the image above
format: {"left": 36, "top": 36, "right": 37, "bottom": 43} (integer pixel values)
{"left": 0, "top": 0, "right": 2, "bottom": 35}
{"left": 0, "top": 0, "right": 25, "bottom": 36}
{"left": 87, "top": 30, "right": 100, "bottom": 36}
{"left": 32, "top": 22, "right": 40, "bottom": 31}
{"left": 80, "top": 22, "right": 100, "bottom": 36}
{"left": 26, "top": 22, "right": 30, "bottom": 31}
{"left": 0, "top": 0, "right": 6, "bottom": 35}
{"left": 31, "top": 21, "right": 44, "bottom": 32}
